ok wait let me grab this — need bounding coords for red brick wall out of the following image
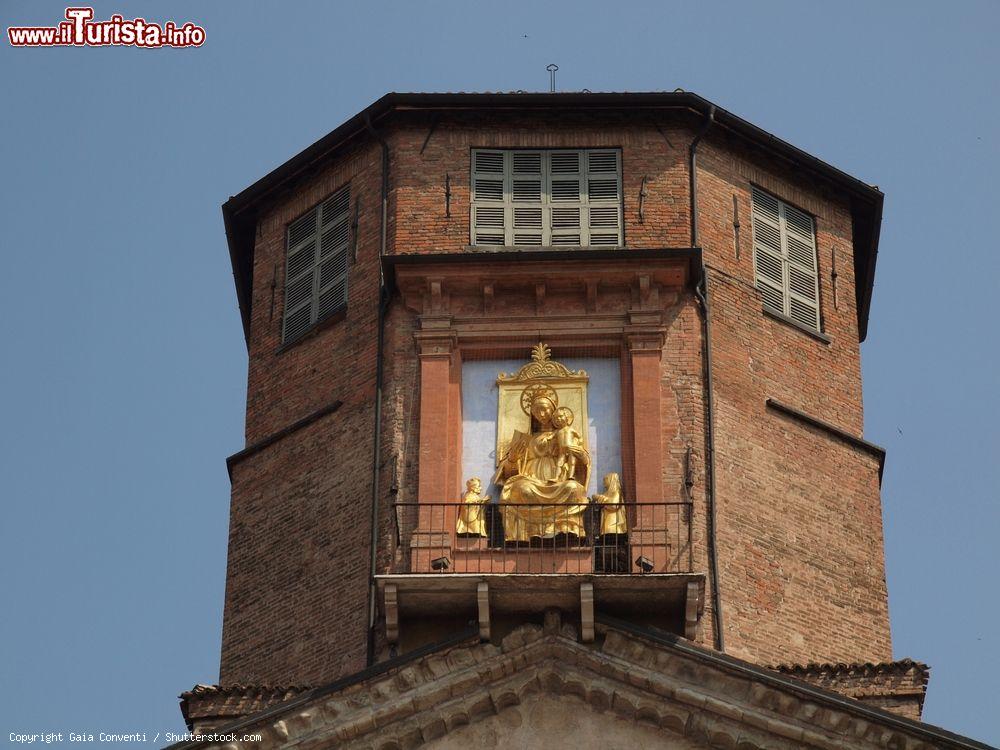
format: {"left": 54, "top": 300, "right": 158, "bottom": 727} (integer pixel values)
{"left": 220, "top": 138, "right": 384, "bottom": 685}
{"left": 695, "top": 130, "right": 890, "bottom": 664}
{"left": 220, "top": 108, "right": 891, "bottom": 687}
{"left": 221, "top": 405, "right": 373, "bottom": 684}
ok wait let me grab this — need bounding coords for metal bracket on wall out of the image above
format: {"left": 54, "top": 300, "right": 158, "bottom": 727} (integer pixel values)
{"left": 268, "top": 263, "right": 277, "bottom": 321}
{"left": 351, "top": 197, "right": 361, "bottom": 262}
{"left": 732, "top": 194, "right": 741, "bottom": 259}
{"left": 638, "top": 175, "right": 648, "bottom": 223}
{"left": 445, "top": 173, "right": 451, "bottom": 218}
{"left": 419, "top": 115, "right": 440, "bottom": 155}
{"left": 831, "top": 247, "right": 839, "bottom": 310}
{"left": 684, "top": 444, "right": 695, "bottom": 500}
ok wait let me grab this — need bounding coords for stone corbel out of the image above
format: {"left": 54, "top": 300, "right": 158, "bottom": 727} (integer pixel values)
{"left": 629, "top": 272, "right": 678, "bottom": 316}
{"left": 401, "top": 276, "right": 455, "bottom": 318}
{"left": 477, "top": 582, "right": 490, "bottom": 641}
{"left": 580, "top": 582, "right": 595, "bottom": 643}
{"left": 637, "top": 274, "right": 654, "bottom": 307}
{"left": 627, "top": 275, "right": 667, "bottom": 331}
{"left": 482, "top": 281, "right": 494, "bottom": 315}
{"left": 586, "top": 280, "right": 598, "bottom": 313}
{"left": 626, "top": 331, "right": 665, "bottom": 355}
{"left": 385, "top": 583, "right": 399, "bottom": 644}
{"left": 428, "top": 277, "right": 447, "bottom": 315}
{"left": 684, "top": 581, "right": 701, "bottom": 640}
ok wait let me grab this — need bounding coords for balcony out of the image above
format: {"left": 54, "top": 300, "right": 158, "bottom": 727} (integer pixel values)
{"left": 377, "top": 502, "right": 705, "bottom": 648}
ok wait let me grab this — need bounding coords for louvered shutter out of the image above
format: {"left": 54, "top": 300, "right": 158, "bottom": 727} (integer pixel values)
{"left": 471, "top": 148, "right": 622, "bottom": 247}
{"left": 782, "top": 202, "right": 819, "bottom": 329}
{"left": 472, "top": 150, "right": 506, "bottom": 245}
{"left": 549, "top": 151, "right": 582, "bottom": 244}
{"left": 282, "top": 185, "right": 351, "bottom": 343}
{"left": 512, "top": 151, "right": 544, "bottom": 245}
{"left": 752, "top": 187, "right": 820, "bottom": 331}
{"left": 585, "top": 150, "right": 622, "bottom": 245}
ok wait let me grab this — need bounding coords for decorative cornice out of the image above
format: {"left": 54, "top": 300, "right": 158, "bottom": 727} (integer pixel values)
{"left": 772, "top": 659, "right": 929, "bottom": 682}
{"left": 171, "top": 621, "right": 989, "bottom": 750}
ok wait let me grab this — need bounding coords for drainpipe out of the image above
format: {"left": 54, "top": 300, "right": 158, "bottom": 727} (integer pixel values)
{"left": 364, "top": 113, "right": 389, "bottom": 666}
{"left": 690, "top": 106, "right": 726, "bottom": 652}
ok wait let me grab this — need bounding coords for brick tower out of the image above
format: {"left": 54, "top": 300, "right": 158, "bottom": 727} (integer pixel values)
{"left": 176, "top": 93, "right": 989, "bottom": 749}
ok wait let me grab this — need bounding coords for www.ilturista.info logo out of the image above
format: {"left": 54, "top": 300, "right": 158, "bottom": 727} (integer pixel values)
{"left": 8, "top": 7, "right": 205, "bottom": 48}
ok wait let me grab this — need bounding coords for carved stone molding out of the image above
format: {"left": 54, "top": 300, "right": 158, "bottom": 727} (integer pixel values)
{"left": 394, "top": 253, "right": 692, "bottom": 351}
{"left": 180, "top": 622, "right": 966, "bottom": 750}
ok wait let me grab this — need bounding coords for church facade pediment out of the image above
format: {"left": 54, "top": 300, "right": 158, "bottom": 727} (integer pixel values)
{"left": 177, "top": 620, "right": 983, "bottom": 750}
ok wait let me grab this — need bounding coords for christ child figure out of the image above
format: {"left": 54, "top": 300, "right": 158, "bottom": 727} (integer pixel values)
{"left": 553, "top": 406, "right": 584, "bottom": 481}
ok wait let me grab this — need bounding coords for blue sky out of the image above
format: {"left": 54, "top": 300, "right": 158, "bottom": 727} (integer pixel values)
{"left": 1, "top": 0, "right": 997, "bottom": 745}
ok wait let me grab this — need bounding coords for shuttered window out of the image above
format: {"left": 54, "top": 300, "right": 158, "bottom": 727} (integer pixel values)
{"left": 751, "top": 187, "right": 820, "bottom": 331}
{"left": 471, "top": 149, "right": 622, "bottom": 247}
{"left": 282, "top": 185, "right": 350, "bottom": 343}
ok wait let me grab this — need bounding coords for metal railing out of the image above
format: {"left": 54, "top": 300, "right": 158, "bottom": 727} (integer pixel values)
{"left": 392, "top": 502, "right": 693, "bottom": 575}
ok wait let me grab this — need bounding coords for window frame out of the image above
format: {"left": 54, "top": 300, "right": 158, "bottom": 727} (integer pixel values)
{"left": 280, "top": 183, "right": 351, "bottom": 346}
{"left": 470, "top": 147, "right": 624, "bottom": 248}
{"left": 750, "top": 185, "right": 823, "bottom": 334}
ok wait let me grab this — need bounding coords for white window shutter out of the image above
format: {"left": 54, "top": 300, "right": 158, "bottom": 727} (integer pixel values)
{"left": 472, "top": 150, "right": 506, "bottom": 245}
{"left": 282, "top": 185, "right": 350, "bottom": 343}
{"left": 512, "top": 151, "right": 544, "bottom": 245}
{"left": 471, "top": 148, "right": 622, "bottom": 247}
{"left": 549, "top": 150, "right": 582, "bottom": 245}
{"left": 585, "top": 150, "right": 622, "bottom": 245}
{"left": 751, "top": 187, "right": 820, "bottom": 331}
{"left": 782, "top": 202, "right": 819, "bottom": 329}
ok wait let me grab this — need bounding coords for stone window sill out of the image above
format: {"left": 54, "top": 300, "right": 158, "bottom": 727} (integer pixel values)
{"left": 464, "top": 244, "right": 625, "bottom": 253}
{"left": 762, "top": 305, "right": 831, "bottom": 345}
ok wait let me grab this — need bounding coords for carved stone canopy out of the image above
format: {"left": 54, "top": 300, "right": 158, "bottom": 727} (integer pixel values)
{"left": 495, "top": 342, "right": 590, "bottom": 462}
{"left": 497, "top": 342, "right": 588, "bottom": 382}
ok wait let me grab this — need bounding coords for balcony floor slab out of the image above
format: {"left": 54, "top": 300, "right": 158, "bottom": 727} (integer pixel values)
{"left": 376, "top": 572, "right": 706, "bottom": 644}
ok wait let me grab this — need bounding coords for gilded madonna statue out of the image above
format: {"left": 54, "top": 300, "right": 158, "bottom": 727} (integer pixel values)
{"left": 493, "top": 384, "right": 592, "bottom": 542}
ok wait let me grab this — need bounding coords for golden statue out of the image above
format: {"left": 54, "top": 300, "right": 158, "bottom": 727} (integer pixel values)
{"left": 492, "top": 345, "right": 592, "bottom": 542}
{"left": 553, "top": 406, "right": 584, "bottom": 481}
{"left": 593, "top": 472, "right": 627, "bottom": 535}
{"left": 455, "top": 477, "right": 488, "bottom": 537}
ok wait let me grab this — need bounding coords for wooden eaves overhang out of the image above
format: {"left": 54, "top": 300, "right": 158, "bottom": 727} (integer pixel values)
{"left": 222, "top": 91, "right": 883, "bottom": 347}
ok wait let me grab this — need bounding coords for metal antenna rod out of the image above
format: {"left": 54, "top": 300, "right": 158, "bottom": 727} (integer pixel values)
{"left": 546, "top": 64, "right": 558, "bottom": 93}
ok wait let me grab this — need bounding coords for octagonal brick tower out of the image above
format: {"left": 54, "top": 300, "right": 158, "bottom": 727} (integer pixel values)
{"left": 213, "top": 93, "right": 901, "bottom": 713}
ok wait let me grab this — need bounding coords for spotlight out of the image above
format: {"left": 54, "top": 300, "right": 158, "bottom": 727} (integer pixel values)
{"left": 431, "top": 556, "right": 451, "bottom": 571}
{"left": 635, "top": 555, "right": 654, "bottom": 573}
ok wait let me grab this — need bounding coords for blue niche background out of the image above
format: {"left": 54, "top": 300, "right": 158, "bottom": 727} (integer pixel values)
{"left": 461, "top": 358, "right": 623, "bottom": 500}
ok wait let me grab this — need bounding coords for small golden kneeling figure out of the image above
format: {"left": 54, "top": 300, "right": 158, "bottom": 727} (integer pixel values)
{"left": 456, "top": 477, "right": 488, "bottom": 537}
{"left": 593, "top": 472, "right": 627, "bottom": 535}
